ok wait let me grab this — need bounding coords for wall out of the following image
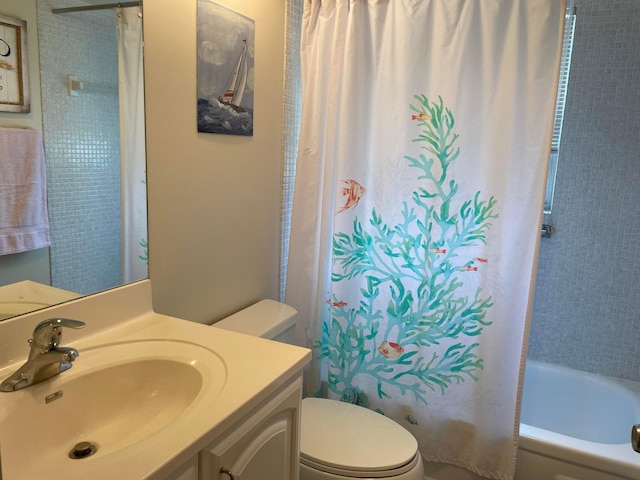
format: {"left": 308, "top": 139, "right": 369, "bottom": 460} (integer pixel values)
{"left": 144, "top": 0, "right": 285, "bottom": 323}
{"left": 528, "top": 0, "right": 640, "bottom": 381}
{"left": 279, "top": 0, "right": 302, "bottom": 301}
{"left": 37, "top": 1, "right": 123, "bottom": 295}
{"left": 0, "top": 0, "right": 50, "bottom": 286}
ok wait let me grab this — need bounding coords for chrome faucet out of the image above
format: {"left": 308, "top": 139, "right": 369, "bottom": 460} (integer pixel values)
{"left": 0, "top": 318, "right": 85, "bottom": 392}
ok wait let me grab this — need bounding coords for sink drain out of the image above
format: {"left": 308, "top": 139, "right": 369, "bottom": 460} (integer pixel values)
{"left": 69, "top": 441, "right": 98, "bottom": 459}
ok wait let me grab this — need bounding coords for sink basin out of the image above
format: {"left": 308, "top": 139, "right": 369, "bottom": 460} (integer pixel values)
{"left": 0, "top": 339, "right": 226, "bottom": 473}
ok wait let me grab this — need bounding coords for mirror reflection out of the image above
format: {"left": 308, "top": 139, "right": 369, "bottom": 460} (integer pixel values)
{"left": 0, "top": 0, "right": 147, "bottom": 320}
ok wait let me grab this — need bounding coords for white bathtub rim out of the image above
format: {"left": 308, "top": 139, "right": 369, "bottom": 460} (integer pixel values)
{"left": 519, "top": 423, "right": 640, "bottom": 479}
{"left": 522, "top": 360, "right": 640, "bottom": 444}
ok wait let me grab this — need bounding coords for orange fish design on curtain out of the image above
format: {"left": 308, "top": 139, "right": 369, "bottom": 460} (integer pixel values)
{"left": 378, "top": 341, "right": 405, "bottom": 360}
{"left": 336, "top": 179, "right": 365, "bottom": 214}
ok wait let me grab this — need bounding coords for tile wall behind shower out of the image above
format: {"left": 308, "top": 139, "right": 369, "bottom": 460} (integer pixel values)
{"left": 280, "top": 0, "right": 303, "bottom": 300}
{"left": 528, "top": 0, "right": 640, "bottom": 381}
{"left": 37, "top": 1, "right": 122, "bottom": 295}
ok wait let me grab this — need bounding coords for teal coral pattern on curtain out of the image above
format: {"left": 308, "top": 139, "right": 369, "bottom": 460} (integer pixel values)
{"left": 318, "top": 95, "right": 499, "bottom": 411}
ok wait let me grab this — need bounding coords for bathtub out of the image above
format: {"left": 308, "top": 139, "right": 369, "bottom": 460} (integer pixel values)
{"left": 517, "top": 360, "right": 640, "bottom": 480}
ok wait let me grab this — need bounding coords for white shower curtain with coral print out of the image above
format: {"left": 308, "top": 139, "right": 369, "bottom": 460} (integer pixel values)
{"left": 285, "top": 1, "right": 565, "bottom": 479}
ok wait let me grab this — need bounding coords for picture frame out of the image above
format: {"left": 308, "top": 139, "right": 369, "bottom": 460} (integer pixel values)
{"left": 0, "top": 14, "right": 30, "bottom": 113}
{"left": 196, "top": 1, "right": 255, "bottom": 136}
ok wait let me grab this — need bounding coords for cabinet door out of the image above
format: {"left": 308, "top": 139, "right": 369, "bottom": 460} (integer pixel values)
{"left": 165, "top": 455, "right": 199, "bottom": 480}
{"left": 200, "top": 378, "right": 302, "bottom": 480}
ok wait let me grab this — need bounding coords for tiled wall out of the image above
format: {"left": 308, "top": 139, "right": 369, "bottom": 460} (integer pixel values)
{"left": 279, "top": 0, "right": 302, "bottom": 300}
{"left": 528, "top": 0, "right": 640, "bottom": 381}
{"left": 37, "top": 1, "right": 122, "bottom": 295}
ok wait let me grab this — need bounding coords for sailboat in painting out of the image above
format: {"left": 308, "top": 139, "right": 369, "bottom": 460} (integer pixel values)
{"left": 196, "top": 1, "right": 254, "bottom": 137}
{"left": 218, "top": 39, "right": 248, "bottom": 112}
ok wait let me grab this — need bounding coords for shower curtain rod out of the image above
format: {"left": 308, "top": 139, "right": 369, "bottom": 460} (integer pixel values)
{"left": 52, "top": 1, "right": 140, "bottom": 14}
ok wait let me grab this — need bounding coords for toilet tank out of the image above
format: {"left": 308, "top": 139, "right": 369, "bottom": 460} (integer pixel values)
{"left": 212, "top": 299, "right": 298, "bottom": 344}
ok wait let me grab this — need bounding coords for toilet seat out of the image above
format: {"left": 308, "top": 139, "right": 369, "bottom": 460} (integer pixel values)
{"left": 301, "top": 451, "right": 422, "bottom": 478}
{"left": 300, "top": 398, "right": 420, "bottom": 478}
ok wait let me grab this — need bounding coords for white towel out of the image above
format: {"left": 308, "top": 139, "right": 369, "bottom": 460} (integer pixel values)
{"left": 0, "top": 127, "right": 51, "bottom": 255}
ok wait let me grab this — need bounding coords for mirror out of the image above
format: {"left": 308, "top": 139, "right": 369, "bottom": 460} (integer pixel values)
{"left": 0, "top": 0, "right": 147, "bottom": 320}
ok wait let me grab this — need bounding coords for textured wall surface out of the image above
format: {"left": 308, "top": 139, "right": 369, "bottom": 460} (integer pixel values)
{"left": 279, "top": 0, "right": 302, "bottom": 301}
{"left": 37, "top": 1, "right": 122, "bottom": 295}
{"left": 528, "top": 0, "right": 640, "bottom": 381}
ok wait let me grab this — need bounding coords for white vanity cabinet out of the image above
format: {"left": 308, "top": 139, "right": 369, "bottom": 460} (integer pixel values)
{"left": 162, "top": 377, "right": 302, "bottom": 480}
{"left": 165, "top": 457, "right": 199, "bottom": 480}
{"left": 0, "top": 282, "right": 311, "bottom": 480}
{"left": 198, "top": 377, "right": 302, "bottom": 480}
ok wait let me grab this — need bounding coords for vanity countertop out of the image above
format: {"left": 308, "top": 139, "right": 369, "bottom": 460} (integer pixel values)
{"left": 0, "top": 280, "right": 311, "bottom": 480}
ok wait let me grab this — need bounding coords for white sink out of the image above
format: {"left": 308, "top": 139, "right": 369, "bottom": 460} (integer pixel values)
{"left": 0, "top": 280, "right": 310, "bottom": 480}
{"left": 0, "top": 339, "right": 226, "bottom": 476}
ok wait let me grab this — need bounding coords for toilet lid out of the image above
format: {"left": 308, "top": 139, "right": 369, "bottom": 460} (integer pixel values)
{"left": 300, "top": 398, "right": 418, "bottom": 475}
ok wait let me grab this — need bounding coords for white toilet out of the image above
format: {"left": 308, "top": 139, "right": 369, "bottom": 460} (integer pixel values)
{"left": 213, "top": 300, "right": 424, "bottom": 480}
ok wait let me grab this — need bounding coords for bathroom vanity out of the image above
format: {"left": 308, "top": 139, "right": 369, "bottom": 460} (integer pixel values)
{"left": 0, "top": 280, "right": 310, "bottom": 480}
{"left": 173, "top": 377, "right": 302, "bottom": 480}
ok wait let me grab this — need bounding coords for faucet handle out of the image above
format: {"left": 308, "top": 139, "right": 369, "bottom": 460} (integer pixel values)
{"left": 31, "top": 318, "right": 86, "bottom": 351}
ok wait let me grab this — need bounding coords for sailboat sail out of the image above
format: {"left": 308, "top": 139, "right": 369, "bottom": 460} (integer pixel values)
{"left": 219, "top": 39, "right": 248, "bottom": 111}
{"left": 234, "top": 48, "right": 248, "bottom": 107}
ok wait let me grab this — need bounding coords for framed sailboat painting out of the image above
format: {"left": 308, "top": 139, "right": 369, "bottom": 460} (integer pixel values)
{"left": 197, "top": 1, "right": 255, "bottom": 136}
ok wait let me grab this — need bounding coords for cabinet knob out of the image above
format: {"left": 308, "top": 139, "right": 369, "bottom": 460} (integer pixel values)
{"left": 220, "top": 467, "right": 235, "bottom": 480}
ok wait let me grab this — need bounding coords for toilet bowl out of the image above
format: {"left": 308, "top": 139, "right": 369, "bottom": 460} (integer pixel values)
{"left": 300, "top": 397, "right": 423, "bottom": 479}
{"left": 213, "top": 300, "right": 424, "bottom": 480}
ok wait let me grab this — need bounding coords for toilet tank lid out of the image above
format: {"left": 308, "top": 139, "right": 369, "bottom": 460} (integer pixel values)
{"left": 213, "top": 299, "right": 297, "bottom": 339}
{"left": 300, "top": 398, "right": 418, "bottom": 473}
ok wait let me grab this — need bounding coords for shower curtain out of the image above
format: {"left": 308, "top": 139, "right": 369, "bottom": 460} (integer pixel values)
{"left": 285, "top": 1, "right": 565, "bottom": 478}
{"left": 116, "top": 6, "right": 148, "bottom": 283}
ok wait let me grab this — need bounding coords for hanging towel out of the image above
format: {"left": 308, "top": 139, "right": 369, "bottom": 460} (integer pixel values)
{"left": 0, "top": 127, "right": 51, "bottom": 255}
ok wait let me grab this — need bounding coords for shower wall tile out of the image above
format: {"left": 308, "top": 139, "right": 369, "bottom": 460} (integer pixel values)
{"left": 528, "top": 0, "right": 640, "bottom": 381}
{"left": 280, "top": 0, "right": 303, "bottom": 300}
{"left": 37, "top": 1, "right": 122, "bottom": 295}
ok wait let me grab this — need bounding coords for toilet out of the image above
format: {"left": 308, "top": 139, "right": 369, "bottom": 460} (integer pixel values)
{"left": 213, "top": 300, "right": 424, "bottom": 480}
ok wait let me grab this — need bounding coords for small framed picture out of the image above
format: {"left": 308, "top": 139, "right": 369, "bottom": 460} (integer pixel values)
{"left": 197, "top": 1, "right": 255, "bottom": 136}
{"left": 0, "top": 14, "right": 30, "bottom": 113}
